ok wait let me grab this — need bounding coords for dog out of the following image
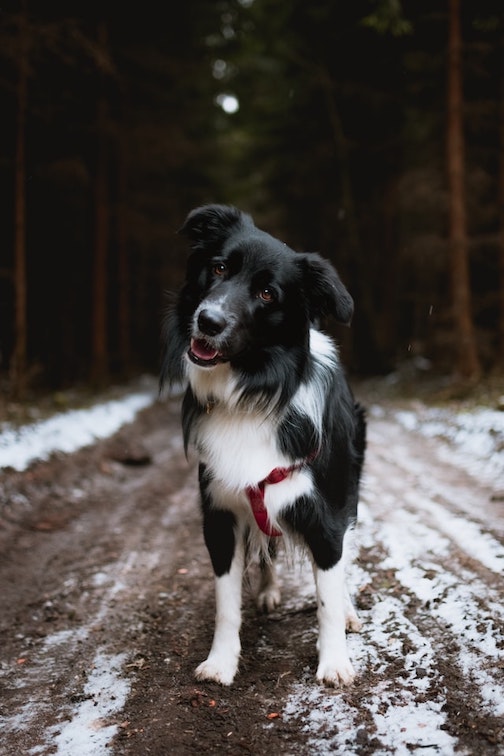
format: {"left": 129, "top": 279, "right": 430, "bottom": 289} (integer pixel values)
{"left": 161, "top": 204, "right": 366, "bottom": 686}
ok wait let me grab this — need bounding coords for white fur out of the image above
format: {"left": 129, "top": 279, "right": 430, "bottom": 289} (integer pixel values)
{"left": 205, "top": 469, "right": 314, "bottom": 538}
{"left": 292, "top": 329, "right": 338, "bottom": 445}
{"left": 186, "top": 328, "right": 333, "bottom": 517}
{"left": 186, "top": 359, "right": 242, "bottom": 408}
{"left": 263, "top": 469, "right": 314, "bottom": 531}
{"left": 256, "top": 560, "right": 282, "bottom": 612}
{"left": 186, "top": 328, "right": 360, "bottom": 686}
{"left": 313, "top": 532, "right": 360, "bottom": 686}
{"left": 195, "top": 527, "right": 245, "bottom": 685}
{"left": 197, "top": 403, "right": 291, "bottom": 490}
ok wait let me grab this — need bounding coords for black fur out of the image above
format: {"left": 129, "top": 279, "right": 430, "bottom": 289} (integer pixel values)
{"left": 161, "top": 204, "right": 366, "bottom": 686}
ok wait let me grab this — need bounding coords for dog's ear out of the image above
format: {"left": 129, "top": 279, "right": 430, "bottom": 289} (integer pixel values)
{"left": 179, "top": 204, "right": 251, "bottom": 252}
{"left": 300, "top": 253, "right": 354, "bottom": 325}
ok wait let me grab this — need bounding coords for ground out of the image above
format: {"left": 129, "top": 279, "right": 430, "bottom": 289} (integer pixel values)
{"left": 0, "top": 381, "right": 503, "bottom": 755}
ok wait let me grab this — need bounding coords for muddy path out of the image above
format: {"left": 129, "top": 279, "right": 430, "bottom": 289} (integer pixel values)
{"left": 0, "top": 392, "right": 503, "bottom": 755}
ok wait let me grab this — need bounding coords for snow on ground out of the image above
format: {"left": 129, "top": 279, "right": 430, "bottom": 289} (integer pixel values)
{"left": 280, "top": 398, "right": 504, "bottom": 754}
{"left": 389, "top": 403, "right": 504, "bottom": 486}
{"left": 279, "top": 502, "right": 503, "bottom": 754}
{"left": 1, "top": 384, "right": 503, "bottom": 753}
{"left": 2, "top": 388, "right": 503, "bottom": 478}
{"left": 278, "top": 542, "right": 461, "bottom": 755}
{"left": 0, "top": 383, "right": 157, "bottom": 472}
{"left": 7, "top": 554, "right": 139, "bottom": 756}
{"left": 25, "top": 648, "right": 129, "bottom": 756}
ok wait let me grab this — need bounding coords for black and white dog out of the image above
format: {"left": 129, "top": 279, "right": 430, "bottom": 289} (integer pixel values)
{"left": 161, "top": 204, "right": 366, "bottom": 686}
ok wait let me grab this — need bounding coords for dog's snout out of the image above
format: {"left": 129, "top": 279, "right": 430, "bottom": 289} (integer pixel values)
{"left": 198, "top": 308, "right": 226, "bottom": 337}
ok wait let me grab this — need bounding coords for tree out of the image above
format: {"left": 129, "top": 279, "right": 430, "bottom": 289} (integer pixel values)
{"left": 116, "top": 125, "right": 132, "bottom": 373}
{"left": 208, "top": 0, "right": 406, "bottom": 371}
{"left": 446, "top": 0, "right": 481, "bottom": 378}
{"left": 499, "top": 15, "right": 504, "bottom": 366}
{"left": 90, "top": 20, "right": 115, "bottom": 383}
{"left": 10, "top": 0, "right": 29, "bottom": 397}
{"left": 2, "top": 0, "right": 502, "bottom": 389}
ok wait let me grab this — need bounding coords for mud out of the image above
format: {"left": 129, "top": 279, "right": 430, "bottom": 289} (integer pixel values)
{"left": 0, "top": 389, "right": 503, "bottom": 754}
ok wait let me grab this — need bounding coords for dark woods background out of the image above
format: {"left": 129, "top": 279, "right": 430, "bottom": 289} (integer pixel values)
{"left": 1, "top": 0, "right": 504, "bottom": 397}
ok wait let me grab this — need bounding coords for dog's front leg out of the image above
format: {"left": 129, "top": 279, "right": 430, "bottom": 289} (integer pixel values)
{"left": 196, "top": 504, "right": 244, "bottom": 685}
{"left": 195, "top": 546, "right": 244, "bottom": 685}
{"left": 313, "top": 558, "right": 356, "bottom": 686}
{"left": 286, "top": 503, "right": 359, "bottom": 686}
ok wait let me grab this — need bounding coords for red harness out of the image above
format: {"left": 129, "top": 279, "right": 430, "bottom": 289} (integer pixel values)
{"left": 245, "top": 461, "right": 308, "bottom": 537}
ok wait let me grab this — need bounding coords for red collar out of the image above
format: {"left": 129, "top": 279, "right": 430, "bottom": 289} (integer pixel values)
{"left": 245, "top": 460, "right": 307, "bottom": 537}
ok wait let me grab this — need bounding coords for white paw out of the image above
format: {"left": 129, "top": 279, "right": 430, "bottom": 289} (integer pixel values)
{"left": 256, "top": 585, "right": 281, "bottom": 613}
{"left": 316, "top": 657, "right": 356, "bottom": 687}
{"left": 195, "top": 655, "right": 238, "bottom": 686}
{"left": 345, "top": 611, "right": 362, "bottom": 632}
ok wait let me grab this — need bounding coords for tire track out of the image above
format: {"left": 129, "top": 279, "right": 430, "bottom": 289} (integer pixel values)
{"left": 346, "top": 414, "right": 504, "bottom": 752}
{"left": 1, "top": 396, "right": 503, "bottom": 755}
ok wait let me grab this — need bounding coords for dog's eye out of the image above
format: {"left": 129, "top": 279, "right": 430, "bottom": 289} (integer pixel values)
{"left": 258, "top": 287, "right": 275, "bottom": 303}
{"left": 213, "top": 262, "right": 227, "bottom": 276}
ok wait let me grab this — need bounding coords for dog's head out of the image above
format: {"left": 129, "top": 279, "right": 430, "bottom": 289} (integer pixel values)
{"left": 175, "top": 204, "right": 353, "bottom": 371}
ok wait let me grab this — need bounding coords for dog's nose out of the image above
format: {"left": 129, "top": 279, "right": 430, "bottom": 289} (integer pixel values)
{"left": 198, "top": 308, "right": 226, "bottom": 336}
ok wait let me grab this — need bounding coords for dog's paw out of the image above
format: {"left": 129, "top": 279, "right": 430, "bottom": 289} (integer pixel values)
{"left": 256, "top": 585, "right": 281, "bottom": 613}
{"left": 316, "top": 657, "right": 356, "bottom": 687}
{"left": 345, "top": 611, "right": 362, "bottom": 632}
{"left": 195, "top": 655, "right": 238, "bottom": 686}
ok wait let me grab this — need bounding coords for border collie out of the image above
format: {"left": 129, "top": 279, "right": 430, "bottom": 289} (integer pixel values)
{"left": 161, "top": 204, "right": 366, "bottom": 686}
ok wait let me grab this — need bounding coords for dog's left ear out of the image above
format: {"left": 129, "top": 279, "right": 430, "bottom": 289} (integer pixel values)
{"left": 179, "top": 204, "right": 252, "bottom": 253}
{"left": 300, "top": 253, "right": 354, "bottom": 325}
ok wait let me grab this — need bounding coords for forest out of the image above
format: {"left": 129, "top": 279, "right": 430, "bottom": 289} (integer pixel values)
{"left": 1, "top": 0, "right": 504, "bottom": 396}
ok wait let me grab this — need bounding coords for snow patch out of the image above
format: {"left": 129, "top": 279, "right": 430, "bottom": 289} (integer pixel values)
{"left": 29, "top": 651, "right": 129, "bottom": 756}
{"left": 358, "top": 499, "right": 504, "bottom": 719}
{"left": 0, "top": 390, "right": 155, "bottom": 471}
{"left": 394, "top": 405, "right": 504, "bottom": 485}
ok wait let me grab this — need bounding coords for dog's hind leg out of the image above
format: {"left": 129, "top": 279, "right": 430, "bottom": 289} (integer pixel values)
{"left": 256, "top": 539, "right": 281, "bottom": 613}
{"left": 342, "top": 530, "right": 362, "bottom": 632}
{"left": 344, "top": 580, "right": 362, "bottom": 632}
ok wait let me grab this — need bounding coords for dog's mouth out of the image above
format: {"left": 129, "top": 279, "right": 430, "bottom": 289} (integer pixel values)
{"left": 188, "top": 338, "right": 225, "bottom": 367}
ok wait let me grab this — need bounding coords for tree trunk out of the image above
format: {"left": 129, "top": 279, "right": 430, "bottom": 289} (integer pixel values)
{"left": 116, "top": 130, "right": 131, "bottom": 373}
{"left": 446, "top": 0, "right": 481, "bottom": 379}
{"left": 10, "top": 1, "right": 29, "bottom": 397}
{"left": 318, "top": 65, "right": 381, "bottom": 371}
{"left": 91, "top": 20, "right": 110, "bottom": 383}
{"left": 498, "top": 20, "right": 504, "bottom": 368}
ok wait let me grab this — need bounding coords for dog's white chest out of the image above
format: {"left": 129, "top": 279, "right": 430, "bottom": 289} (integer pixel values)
{"left": 196, "top": 407, "right": 287, "bottom": 491}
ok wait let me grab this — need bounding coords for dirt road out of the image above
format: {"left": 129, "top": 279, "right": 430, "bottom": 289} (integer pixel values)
{"left": 0, "top": 391, "right": 503, "bottom": 755}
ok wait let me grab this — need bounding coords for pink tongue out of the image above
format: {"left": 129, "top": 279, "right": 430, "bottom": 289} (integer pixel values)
{"left": 191, "top": 339, "right": 219, "bottom": 361}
